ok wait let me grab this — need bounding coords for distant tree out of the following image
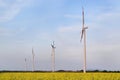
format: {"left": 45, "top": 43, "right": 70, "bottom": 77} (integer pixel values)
{"left": 103, "top": 70, "right": 108, "bottom": 72}
{"left": 57, "top": 70, "right": 65, "bottom": 72}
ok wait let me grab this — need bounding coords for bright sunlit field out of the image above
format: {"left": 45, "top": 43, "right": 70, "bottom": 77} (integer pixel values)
{"left": 0, "top": 72, "right": 120, "bottom": 80}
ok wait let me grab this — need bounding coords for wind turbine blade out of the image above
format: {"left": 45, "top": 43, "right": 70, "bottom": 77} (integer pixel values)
{"left": 80, "top": 29, "right": 84, "bottom": 42}
{"left": 53, "top": 41, "right": 55, "bottom": 46}
{"left": 32, "top": 48, "right": 35, "bottom": 57}
{"left": 25, "top": 58, "right": 26, "bottom": 62}
{"left": 82, "top": 7, "right": 84, "bottom": 28}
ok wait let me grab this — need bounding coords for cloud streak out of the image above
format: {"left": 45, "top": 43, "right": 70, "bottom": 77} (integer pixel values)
{"left": 0, "top": 0, "right": 32, "bottom": 22}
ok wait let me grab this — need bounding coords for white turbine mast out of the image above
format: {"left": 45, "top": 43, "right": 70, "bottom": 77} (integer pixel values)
{"left": 32, "top": 47, "right": 35, "bottom": 72}
{"left": 51, "top": 41, "right": 56, "bottom": 72}
{"left": 25, "top": 58, "right": 27, "bottom": 71}
{"left": 80, "top": 7, "right": 88, "bottom": 73}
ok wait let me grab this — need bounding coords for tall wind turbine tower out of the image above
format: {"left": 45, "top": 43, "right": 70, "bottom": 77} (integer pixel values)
{"left": 51, "top": 41, "right": 56, "bottom": 72}
{"left": 25, "top": 58, "right": 27, "bottom": 71}
{"left": 80, "top": 7, "right": 88, "bottom": 73}
{"left": 32, "top": 47, "right": 35, "bottom": 71}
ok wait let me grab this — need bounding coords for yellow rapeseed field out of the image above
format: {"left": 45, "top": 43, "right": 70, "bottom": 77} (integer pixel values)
{"left": 0, "top": 72, "right": 120, "bottom": 80}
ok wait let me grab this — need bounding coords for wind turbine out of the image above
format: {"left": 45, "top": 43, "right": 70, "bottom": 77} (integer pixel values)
{"left": 51, "top": 41, "right": 56, "bottom": 72}
{"left": 32, "top": 47, "right": 35, "bottom": 72}
{"left": 80, "top": 7, "right": 88, "bottom": 73}
{"left": 25, "top": 58, "right": 27, "bottom": 71}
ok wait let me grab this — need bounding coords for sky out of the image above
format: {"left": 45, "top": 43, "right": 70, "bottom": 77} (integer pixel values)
{"left": 0, "top": 0, "right": 120, "bottom": 71}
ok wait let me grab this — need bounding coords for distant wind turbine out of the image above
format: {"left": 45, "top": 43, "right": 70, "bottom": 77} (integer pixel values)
{"left": 51, "top": 41, "right": 56, "bottom": 72}
{"left": 25, "top": 58, "right": 27, "bottom": 71}
{"left": 80, "top": 7, "right": 88, "bottom": 73}
{"left": 32, "top": 47, "right": 35, "bottom": 71}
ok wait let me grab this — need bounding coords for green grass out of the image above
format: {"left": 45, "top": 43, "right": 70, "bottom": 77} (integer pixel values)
{"left": 0, "top": 72, "right": 120, "bottom": 80}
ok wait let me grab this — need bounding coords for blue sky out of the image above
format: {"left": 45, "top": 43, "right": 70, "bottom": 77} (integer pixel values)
{"left": 0, "top": 0, "right": 120, "bottom": 71}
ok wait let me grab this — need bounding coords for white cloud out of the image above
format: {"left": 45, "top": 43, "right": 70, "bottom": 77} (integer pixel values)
{"left": 0, "top": 0, "right": 32, "bottom": 22}
{"left": 96, "top": 12, "right": 120, "bottom": 22}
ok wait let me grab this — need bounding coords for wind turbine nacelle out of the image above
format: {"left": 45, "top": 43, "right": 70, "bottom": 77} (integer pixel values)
{"left": 51, "top": 45, "right": 56, "bottom": 48}
{"left": 84, "top": 27, "right": 88, "bottom": 29}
